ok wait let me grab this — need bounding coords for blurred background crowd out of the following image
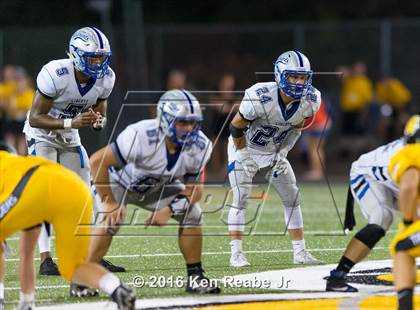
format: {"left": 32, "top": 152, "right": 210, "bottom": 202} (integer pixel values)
{"left": 0, "top": 0, "right": 419, "bottom": 182}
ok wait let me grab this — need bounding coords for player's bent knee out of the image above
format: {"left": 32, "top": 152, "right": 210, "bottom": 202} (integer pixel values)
{"left": 106, "top": 225, "right": 121, "bottom": 236}
{"left": 180, "top": 204, "right": 203, "bottom": 227}
{"left": 272, "top": 182, "right": 301, "bottom": 208}
{"left": 354, "top": 224, "right": 385, "bottom": 249}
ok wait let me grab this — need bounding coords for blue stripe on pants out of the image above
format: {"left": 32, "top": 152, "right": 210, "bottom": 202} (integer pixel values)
{"left": 350, "top": 174, "right": 363, "bottom": 184}
{"left": 227, "top": 161, "right": 236, "bottom": 174}
{"left": 357, "top": 183, "right": 370, "bottom": 200}
{"left": 76, "top": 146, "right": 84, "bottom": 168}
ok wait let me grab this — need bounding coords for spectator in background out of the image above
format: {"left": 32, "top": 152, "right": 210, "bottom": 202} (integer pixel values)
{"left": 375, "top": 76, "right": 412, "bottom": 142}
{"left": 4, "top": 67, "right": 34, "bottom": 154}
{"left": 339, "top": 62, "right": 373, "bottom": 135}
{"left": 166, "top": 69, "right": 187, "bottom": 90}
{"left": 302, "top": 98, "right": 332, "bottom": 181}
{"left": 0, "top": 65, "right": 17, "bottom": 140}
{"left": 0, "top": 65, "right": 17, "bottom": 99}
{"left": 209, "top": 74, "right": 239, "bottom": 174}
{"left": 148, "top": 69, "right": 189, "bottom": 119}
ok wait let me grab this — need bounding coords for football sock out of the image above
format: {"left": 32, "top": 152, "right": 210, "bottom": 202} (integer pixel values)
{"left": 337, "top": 256, "right": 355, "bottom": 274}
{"left": 186, "top": 262, "right": 203, "bottom": 277}
{"left": 230, "top": 239, "right": 243, "bottom": 254}
{"left": 19, "top": 291, "right": 34, "bottom": 303}
{"left": 0, "top": 282, "right": 4, "bottom": 299}
{"left": 292, "top": 239, "right": 305, "bottom": 254}
{"left": 397, "top": 288, "right": 413, "bottom": 310}
{"left": 38, "top": 225, "right": 51, "bottom": 255}
{"left": 99, "top": 273, "right": 121, "bottom": 295}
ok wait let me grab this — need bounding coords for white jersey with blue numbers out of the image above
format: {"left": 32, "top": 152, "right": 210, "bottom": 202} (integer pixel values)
{"left": 109, "top": 119, "right": 212, "bottom": 193}
{"left": 23, "top": 58, "right": 115, "bottom": 147}
{"left": 228, "top": 81, "right": 321, "bottom": 168}
{"left": 351, "top": 138, "right": 404, "bottom": 197}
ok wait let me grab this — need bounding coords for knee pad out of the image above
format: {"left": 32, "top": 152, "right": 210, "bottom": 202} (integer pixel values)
{"left": 394, "top": 237, "right": 417, "bottom": 253}
{"left": 228, "top": 206, "right": 245, "bottom": 232}
{"left": 355, "top": 224, "right": 385, "bottom": 249}
{"left": 179, "top": 203, "right": 203, "bottom": 227}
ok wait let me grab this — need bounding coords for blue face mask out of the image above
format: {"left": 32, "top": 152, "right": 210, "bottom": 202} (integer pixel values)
{"left": 83, "top": 52, "right": 112, "bottom": 79}
{"left": 73, "top": 46, "right": 112, "bottom": 79}
{"left": 168, "top": 117, "right": 202, "bottom": 146}
{"left": 278, "top": 70, "right": 312, "bottom": 99}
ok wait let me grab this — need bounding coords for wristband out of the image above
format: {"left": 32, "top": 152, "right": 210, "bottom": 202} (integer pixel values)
{"left": 63, "top": 118, "right": 72, "bottom": 129}
{"left": 403, "top": 219, "right": 413, "bottom": 226}
{"left": 230, "top": 123, "right": 246, "bottom": 138}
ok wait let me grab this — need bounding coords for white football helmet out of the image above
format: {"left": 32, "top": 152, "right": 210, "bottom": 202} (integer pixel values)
{"left": 157, "top": 89, "right": 203, "bottom": 146}
{"left": 68, "top": 27, "right": 112, "bottom": 79}
{"left": 274, "top": 50, "right": 312, "bottom": 99}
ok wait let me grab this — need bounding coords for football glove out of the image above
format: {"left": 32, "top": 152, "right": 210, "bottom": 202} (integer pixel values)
{"left": 236, "top": 148, "right": 258, "bottom": 178}
{"left": 272, "top": 150, "right": 289, "bottom": 176}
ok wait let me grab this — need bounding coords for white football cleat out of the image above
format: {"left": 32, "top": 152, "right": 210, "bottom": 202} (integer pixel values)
{"left": 230, "top": 252, "right": 251, "bottom": 267}
{"left": 293, "top": 249, "right": 322, "bottom": 265}
{"left": 16, "top": 300, "right": 35, "bottom": 310}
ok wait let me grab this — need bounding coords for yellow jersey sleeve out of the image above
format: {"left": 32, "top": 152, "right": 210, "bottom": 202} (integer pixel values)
{"left": 388, "top": 144, "right": 420, "bottom": 184}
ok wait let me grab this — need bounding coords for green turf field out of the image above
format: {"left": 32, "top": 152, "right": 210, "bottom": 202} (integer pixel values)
{"left": 3, "top": 183, "right": 399, "bottom": 308}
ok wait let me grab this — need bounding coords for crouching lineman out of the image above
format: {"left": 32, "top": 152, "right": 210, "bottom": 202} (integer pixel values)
{"left": 88, "top": 89, "right": 220, "bottom": 294}
{"left": 0, "top": 142, "right": 135, "bottom": 310}
{"left": 227, "top": 50, "right": 321, "bottom": 267}
{"left": 389, "top": 115, "right": 420, "bottom": 310}
{"left": 325, "top": 118, "right": 417, "bottom": 292}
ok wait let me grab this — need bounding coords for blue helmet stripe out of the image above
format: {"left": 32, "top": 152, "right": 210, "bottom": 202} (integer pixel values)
{"left": 90, "top": 27, "right": 104, "bottom": 49}
{"left": 181, "top": 90, "right": 194, "bottom": 113}
{"left": 293, "top": 50, "right": 304, "bottom": 67}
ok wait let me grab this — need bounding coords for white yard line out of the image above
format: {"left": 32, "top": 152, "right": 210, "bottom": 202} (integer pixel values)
{"left": 4, "top": 228, "right": 397, "bottom": 241}
{"left": 5, "top": 246, "right": 387, "bottom": 262}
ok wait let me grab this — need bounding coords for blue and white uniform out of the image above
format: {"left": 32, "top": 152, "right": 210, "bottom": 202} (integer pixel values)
{"left": 227, "top": 81, "right": 321, "bottom": 232}
{"left": 23, "top": 58, "right": 115, "bottom": 184}
{"left": 349, "top": 138, "right": 404, "bottom": 230}
{"left": 101, "top": 119, "right": 212, "bottom": 226}
{"left": 23, "top": 26, "right": 114, "bottom": 262}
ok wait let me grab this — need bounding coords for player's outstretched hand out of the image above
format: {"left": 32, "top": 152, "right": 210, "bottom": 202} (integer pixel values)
{"left": 71, "top": 110, "right": 98, "bottom": 128}
{"left": 144, "top": 207, "right": 172, "bottom": 227}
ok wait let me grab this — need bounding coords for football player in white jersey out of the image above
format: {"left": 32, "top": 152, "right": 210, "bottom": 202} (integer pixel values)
{"left": 87, "top": 89, "right": 220, "bottom": 294}
{"left": 326, "top": 137, "right": 405, "bottom": 292}
{"left": 227, "top": 50, "right": 321, "bottom": 267}
{"left": 22, "top": 27, "right": 124, "bottom": 279}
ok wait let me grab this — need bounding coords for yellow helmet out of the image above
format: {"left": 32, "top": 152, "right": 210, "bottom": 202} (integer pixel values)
{"left": 404, "top": 115, "right": 420, "bottom": 144}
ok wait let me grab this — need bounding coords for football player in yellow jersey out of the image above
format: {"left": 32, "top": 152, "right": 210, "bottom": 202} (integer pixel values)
{"left": 0, "top": 142, "right": 136, "bottom": 310}
{"left": 388, "top": 115, "right": 420, "bottom": 310}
